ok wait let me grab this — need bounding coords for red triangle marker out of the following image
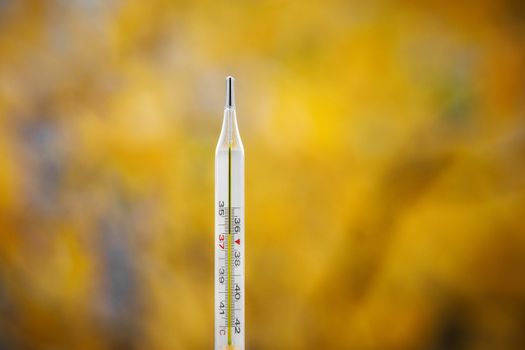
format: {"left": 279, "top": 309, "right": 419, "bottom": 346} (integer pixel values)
{"left": 235, "top": 239, "right": 240, "bottom": 245}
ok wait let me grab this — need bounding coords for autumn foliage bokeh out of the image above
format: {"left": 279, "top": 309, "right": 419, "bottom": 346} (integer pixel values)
{"left": 0, "top": 1, "right": 524, "bottom": 349}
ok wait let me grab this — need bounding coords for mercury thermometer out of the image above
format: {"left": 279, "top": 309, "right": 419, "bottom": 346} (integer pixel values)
{"left": 215, "top": 76, "right": 245, "bottom": 350}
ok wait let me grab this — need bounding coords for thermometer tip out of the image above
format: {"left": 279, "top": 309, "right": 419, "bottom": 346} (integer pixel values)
{"left": 225, "top": 76, "right": 235, "bottom": 108}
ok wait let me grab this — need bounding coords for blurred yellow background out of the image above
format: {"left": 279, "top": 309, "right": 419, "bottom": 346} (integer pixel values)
{"left": 0, "top": 1, "right": 524, "bottom": 349}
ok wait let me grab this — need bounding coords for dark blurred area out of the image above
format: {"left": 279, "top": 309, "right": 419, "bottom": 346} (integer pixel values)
{"left": 0, "top": 0, "right": 524, "bottom": 349}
